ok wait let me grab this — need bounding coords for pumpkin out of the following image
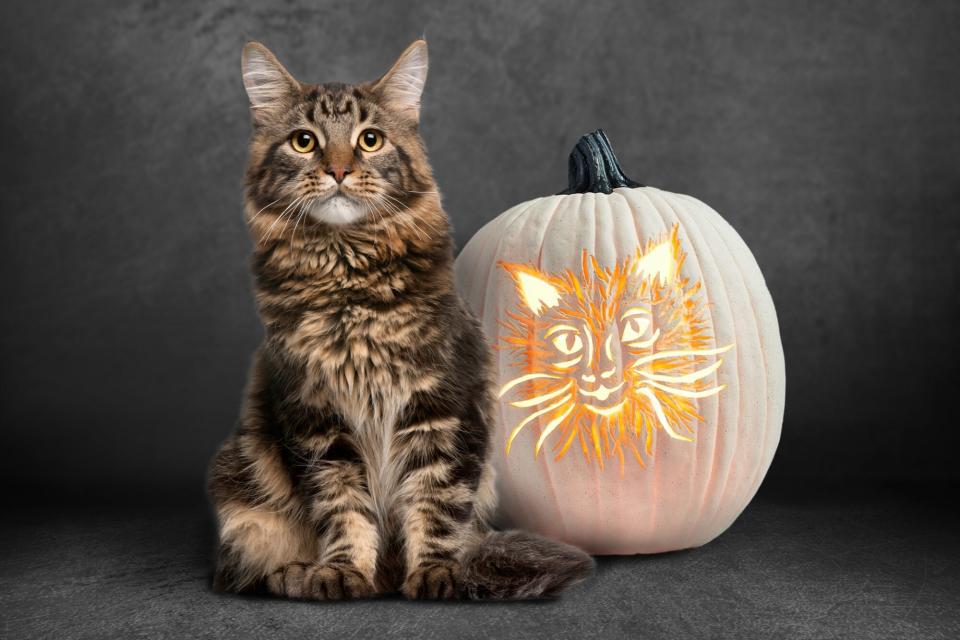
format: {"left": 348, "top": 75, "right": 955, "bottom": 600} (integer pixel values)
{"left": 454, "top": 130, "right": 785, "bottom": 554}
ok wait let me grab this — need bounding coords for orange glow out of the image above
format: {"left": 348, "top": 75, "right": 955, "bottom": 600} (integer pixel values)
{"left": 497, "top": 225, "right": 734, "bottom": 469}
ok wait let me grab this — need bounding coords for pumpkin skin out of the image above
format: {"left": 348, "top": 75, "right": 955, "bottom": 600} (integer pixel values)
{"left": 454, "top": 131, "right": 785, "bottom": 554}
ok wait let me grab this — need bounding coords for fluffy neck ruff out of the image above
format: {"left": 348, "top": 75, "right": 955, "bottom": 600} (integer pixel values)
{"left": 246, "top": 191, "right": 455, "bottom": 334}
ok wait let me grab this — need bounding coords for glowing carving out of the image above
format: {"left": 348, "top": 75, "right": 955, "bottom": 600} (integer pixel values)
{"left": 497, "top": 225, "right": 734, "bottom": 469}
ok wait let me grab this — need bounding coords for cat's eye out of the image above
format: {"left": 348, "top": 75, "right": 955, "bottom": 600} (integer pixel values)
{"left": 621, "top": 316, "right": 651, "bottom": 343}
{"left": 357, "top": 129, "right": 384, "bottom": 152}
{"left": 551, "top": 331, "right": 583, "bottom": 356}
{"left": 290, "top": 130, "right": 316, "bottom": 153}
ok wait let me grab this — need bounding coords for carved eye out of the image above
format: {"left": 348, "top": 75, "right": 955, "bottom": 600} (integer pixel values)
{"left": 621, "top": 316, "right": 651, "bottom": 343}
{"left": 357, "top": 129, "right": 384, "bottom": 152}
{"left": 551, "top": 330, "right": 583, "bottom": 356}
{"left": 290, "top": 130, "right": 316, "bottom": 153}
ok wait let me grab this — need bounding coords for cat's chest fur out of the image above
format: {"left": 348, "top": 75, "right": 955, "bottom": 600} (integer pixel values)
{"left": 288, "top": 296, "right": 437, "bottom": 523}
{"left": 262, "top": 238, "right": 446, "bottom": 522}
{"left": 292, "top": 299, "right": 427, "bottom": 421}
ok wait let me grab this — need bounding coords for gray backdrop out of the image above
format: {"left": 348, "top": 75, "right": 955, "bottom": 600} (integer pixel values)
{"left": 2, "top": 0, "right": 958, "bottom": 505}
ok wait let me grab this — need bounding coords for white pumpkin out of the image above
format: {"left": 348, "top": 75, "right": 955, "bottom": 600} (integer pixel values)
{"left": 455, "top": 130, "right": 785, "bottom": 554}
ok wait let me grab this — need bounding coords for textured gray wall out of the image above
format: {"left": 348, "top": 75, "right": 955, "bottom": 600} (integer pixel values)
{"left": 2, "top": 0, "right": 958, "bottom": 504}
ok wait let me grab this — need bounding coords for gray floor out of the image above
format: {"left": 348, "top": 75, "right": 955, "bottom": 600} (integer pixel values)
{"left": 2, "top": 493, "right": 958, "bottom": 639}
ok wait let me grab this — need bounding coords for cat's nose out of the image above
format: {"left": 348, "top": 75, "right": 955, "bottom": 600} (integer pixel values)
{"left": 325, "top": 164, "right": 353, "bottom": 183}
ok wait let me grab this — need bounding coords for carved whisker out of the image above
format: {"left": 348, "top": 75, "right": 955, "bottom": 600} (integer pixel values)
{"left": 498, "top": 373, "right": 563, "bottom": 398}
{"left": 637, "top": 388, "right": 693, "bottom": 442}
{"left": 535, "top": 401, "right": 576, "bottom": 455}
{"left": 640, "top": 380, "right": 726, "bottom": 399}
{"left": 506, "top": 394, "right": 573, "bottom": 454}
{"left": 630, "top": 344, "right": 733, "bottom": 369}
{"left": 636, "top": 359, "right": 724, "bottom": 384}
{"left": 509, "top": 382, "right": 573, "bottom": 408}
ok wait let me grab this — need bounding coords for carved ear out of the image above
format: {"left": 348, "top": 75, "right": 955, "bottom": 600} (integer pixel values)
{"left": 241, "top": 42, "right": 299, "bottom": 122}
{"left": 633, "top": 229, "right": 681, "bottom": 286}
{"left": 372, "top": 40, "right": 428, "bottom": 120}
{"left": 501, "top": 263, "right": 563, "bottom": 316}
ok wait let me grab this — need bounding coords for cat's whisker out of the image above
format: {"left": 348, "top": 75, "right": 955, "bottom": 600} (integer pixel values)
{"left": 498, "top": 373, "right": 564, "bottom": 398}
{"left": 395, "top": 210, "right": 428, "bottom": 241}
{"left": 281, "top": 201, "right": 305, "bottom": 237}
{"left": 364, "top": 198, "right": 386, "bottom": 227}
{"left": 265, "top": 196, "right": 304, "bottom": 236}
{"left": 370, "top": 192, "right": 402, "bottom": 218}
{"left": 280, "top": 198, "right": 308, "bottom": 238}
{"left": 372, "top": 194, "right": 421, "bottom": 238}
{"left": 289, "top": 198, "right": 313, "bottom": 239}
{"left": 293, "top": 198, "right": 317, "bottom": 238}
{"left": 505, "top": 394, "right": 572, "bottom": 455}
{"left": 381, "top": 192, "right": 444, "bottom": 236}
{"left": 380, "top": 193, "right": 432, "bottom": 240}
{"left": 248, "top": 197, "right": 282, "bottom": 223}
{"left": 272, "top": 196, "right": 302, "bottom": 223}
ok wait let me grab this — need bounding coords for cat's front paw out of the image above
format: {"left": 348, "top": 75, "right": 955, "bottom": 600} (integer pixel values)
{"left": 267, "top": 562, "right": 375, "bottom": 600}
{"left": 402, "top": 560, "right": 460, "bottom": 600}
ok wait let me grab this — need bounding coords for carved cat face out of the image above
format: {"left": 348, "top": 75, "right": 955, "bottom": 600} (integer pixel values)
{"left": 498, "top": 225, "right": 733, "bottom": 469}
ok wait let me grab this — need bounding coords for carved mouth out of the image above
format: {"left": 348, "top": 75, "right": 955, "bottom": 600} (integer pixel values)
{"left": 584, "top": 400, "right": 627, "bottom": 416}
{"left": 578, "top": 381, "right": 625, "bottom": 415}
{"left": 578, "top": 381, "right": 624, "bottom": 402}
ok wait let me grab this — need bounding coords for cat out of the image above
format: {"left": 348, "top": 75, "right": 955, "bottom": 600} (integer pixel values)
{"left": 498, "top": 226, "right": 733, "bottom": 470}
{"left": 207, "top": 39, "right": 593, "bottom": 601}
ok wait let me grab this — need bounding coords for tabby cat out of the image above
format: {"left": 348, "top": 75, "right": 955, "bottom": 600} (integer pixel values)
{"left": 207, "top": 40, "right": 593, "bottom": 600}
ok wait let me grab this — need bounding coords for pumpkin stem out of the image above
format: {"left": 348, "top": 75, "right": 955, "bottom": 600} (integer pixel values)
{"left": 560, "top": 129, "right": 642, "bottom": 195}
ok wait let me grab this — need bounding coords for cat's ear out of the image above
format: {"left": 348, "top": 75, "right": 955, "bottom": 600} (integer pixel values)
{"left": 372, "top": 39, "right": 428, "bottom": 120}
{"left": 633, "top": 230, "right": 681, "bottom": 286}
{"left": 501, "top": 263, "right": 564, "bottom": 316}
{"left": 241, "top": 42, "right": 299, "bottom": 122}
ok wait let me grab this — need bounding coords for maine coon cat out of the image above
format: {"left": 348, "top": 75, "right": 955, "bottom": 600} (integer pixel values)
{"left": 207, "top": 40, "right": 593, "bottom": 600}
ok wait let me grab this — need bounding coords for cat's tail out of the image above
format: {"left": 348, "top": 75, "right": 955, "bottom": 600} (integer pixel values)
{"left": 458, "top": 529, "right": 594, "bottom": 600}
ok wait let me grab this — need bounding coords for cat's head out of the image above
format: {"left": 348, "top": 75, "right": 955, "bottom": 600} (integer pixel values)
{"left": 241, "top": 40, "right": 434, "bottom": 227}
{"left": 497, "top": 226, "right": 733, "bottom": 467}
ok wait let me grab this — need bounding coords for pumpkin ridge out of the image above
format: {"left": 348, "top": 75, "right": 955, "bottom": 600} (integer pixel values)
{"left": 651, "top": 188, "right": 737, "bottom": 536}
{"left": 701, "top": 202, "right": 775, "bottom": 519}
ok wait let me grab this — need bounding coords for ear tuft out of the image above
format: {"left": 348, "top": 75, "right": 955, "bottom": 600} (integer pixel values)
{"left": 241, "top": 42, "right": 298, "bottom": 115}
{"left": 373, "top": 40, "right": 428, "bottom": 119}
{"left": 501, "top": 262, "right": 564, "bottom": 316}
{"left": 633, "top": 229, "right": 681, "bottom": 286}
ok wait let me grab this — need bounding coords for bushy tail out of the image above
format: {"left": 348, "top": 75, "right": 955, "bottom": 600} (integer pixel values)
{"left": 459, "top": 530, "right": 594, "bottom": 600}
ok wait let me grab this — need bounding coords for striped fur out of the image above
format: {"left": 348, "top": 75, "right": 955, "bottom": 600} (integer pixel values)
{"left": 208, "top": 40, "right": 593, "bottom": 600}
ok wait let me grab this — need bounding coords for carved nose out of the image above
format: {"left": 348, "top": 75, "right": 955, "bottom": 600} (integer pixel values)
{"left": 325, "top": 165, "right": 352, "bottom": 183}
{"left": 596, "top": 334, "right": 618, "bottom": 379}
